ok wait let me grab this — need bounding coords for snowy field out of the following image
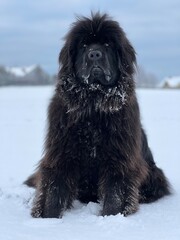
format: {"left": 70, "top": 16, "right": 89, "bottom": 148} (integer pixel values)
{"left": 0, "top": 86, "right": 180, "bottom": 240}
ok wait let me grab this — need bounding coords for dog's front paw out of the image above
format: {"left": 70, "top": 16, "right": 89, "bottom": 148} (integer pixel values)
{"left": 102, "top": 196, "right": 123, "bottom": 216}
{"left": 102, "top": 206, "right": 122, "bottom": 216}
{"left": 31, "top": 203, "right": 44, "bottom": 218}
{"left": 121, "top": 202, "right": 139, "bottom": 216}
{"left": 102, "top": 194, "right": 139, "bottom": 217}
{"left": 31, "top": 202, "right": 62, "bottom": 218}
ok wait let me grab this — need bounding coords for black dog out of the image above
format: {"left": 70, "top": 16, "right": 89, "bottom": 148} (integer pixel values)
{"left": 25, "top": 13, "right": 170, "bottom": 218}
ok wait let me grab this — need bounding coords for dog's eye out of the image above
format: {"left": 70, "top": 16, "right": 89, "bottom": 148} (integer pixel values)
{"left": 83, "top": 44, "right": 87, "bottom": 48}
{"left": 104, "top": 43, "right": 109, "bottom": 47}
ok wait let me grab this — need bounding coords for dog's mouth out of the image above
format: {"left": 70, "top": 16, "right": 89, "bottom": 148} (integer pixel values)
{"left": 82, "top": 66, "right": 112, "bottom": 85}
{"left": 91, "top": 66, "right": 104, "bottom": 77}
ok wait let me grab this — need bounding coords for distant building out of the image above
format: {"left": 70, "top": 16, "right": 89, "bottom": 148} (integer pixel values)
{"left": 160, "top": 76, "right": 180, "bottom": 89}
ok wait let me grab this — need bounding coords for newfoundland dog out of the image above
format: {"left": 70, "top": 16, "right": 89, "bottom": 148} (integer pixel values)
{"left": 25, "top": 13, "right": 170, "bottom": 218}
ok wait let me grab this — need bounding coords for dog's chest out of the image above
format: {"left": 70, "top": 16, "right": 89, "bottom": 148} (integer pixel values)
{"left": 77, "top": 120, "right": 102, "bottom": 163}
{"left": 77, "top": 120, "right": 102, "bottom": 199}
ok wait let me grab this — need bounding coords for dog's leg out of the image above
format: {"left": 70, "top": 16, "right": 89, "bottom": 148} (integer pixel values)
{"left": 99, "top": 171, "right": 140, "bottom": 216}
{"left": 31, "top": 166, "right": 78, "bottom": 218}
{"left": 30, "top": 95, "right": 80, "bottom": 218}
{"left": 99, "top": 112, "right": 148, "bottom": 216}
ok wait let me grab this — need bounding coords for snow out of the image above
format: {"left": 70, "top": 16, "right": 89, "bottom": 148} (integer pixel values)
{"left": 5, "top": 65, "right": 37, "bottom": 77}
{"left": 0, "top": 86, "right": 180, "bottom": 240}
{"left": 160, "top": 76, "right": 180, "bottom": 88}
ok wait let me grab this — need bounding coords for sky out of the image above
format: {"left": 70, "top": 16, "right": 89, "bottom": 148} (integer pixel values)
{"left": 0, "top": 0, "right": 179, "bottom": 80}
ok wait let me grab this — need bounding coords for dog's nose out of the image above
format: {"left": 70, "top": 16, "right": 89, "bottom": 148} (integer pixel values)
{"left": 88, "top": 50, "right": 102, "bottom": 61}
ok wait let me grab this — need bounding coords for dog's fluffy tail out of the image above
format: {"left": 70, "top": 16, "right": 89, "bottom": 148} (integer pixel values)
{"left": 24, "top": 172, "right": 38, "bottom": 188}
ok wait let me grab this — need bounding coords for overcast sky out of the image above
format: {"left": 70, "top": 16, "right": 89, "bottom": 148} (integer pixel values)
{"left": 0, "top": 0, "right": 179, "bottom": 79}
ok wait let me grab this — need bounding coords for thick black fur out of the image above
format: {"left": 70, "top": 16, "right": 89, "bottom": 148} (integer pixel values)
{"left": 24, "top": 13, "right": 170, "bottom": 218}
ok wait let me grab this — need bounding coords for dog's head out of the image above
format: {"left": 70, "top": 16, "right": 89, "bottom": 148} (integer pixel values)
{"left": 75, "top": 42, "right": 119, "bottom": 87}
{"left": 58, "top": 13, "right": 136, "bottom": 113}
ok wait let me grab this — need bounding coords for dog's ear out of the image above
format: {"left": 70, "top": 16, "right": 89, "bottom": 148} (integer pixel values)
{"left": 59, "top": 42, "right": 75, "bottom": 74}
{"left": 59, "top": 44, "right": 68, "bottom": 68}
{"left": 118, "top": 37, "right": 136, "bottom": 76}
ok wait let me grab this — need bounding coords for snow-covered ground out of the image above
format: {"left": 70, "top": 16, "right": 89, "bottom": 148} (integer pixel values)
{"left": 0, "top": 86, "right": 180, "bottom": 240}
